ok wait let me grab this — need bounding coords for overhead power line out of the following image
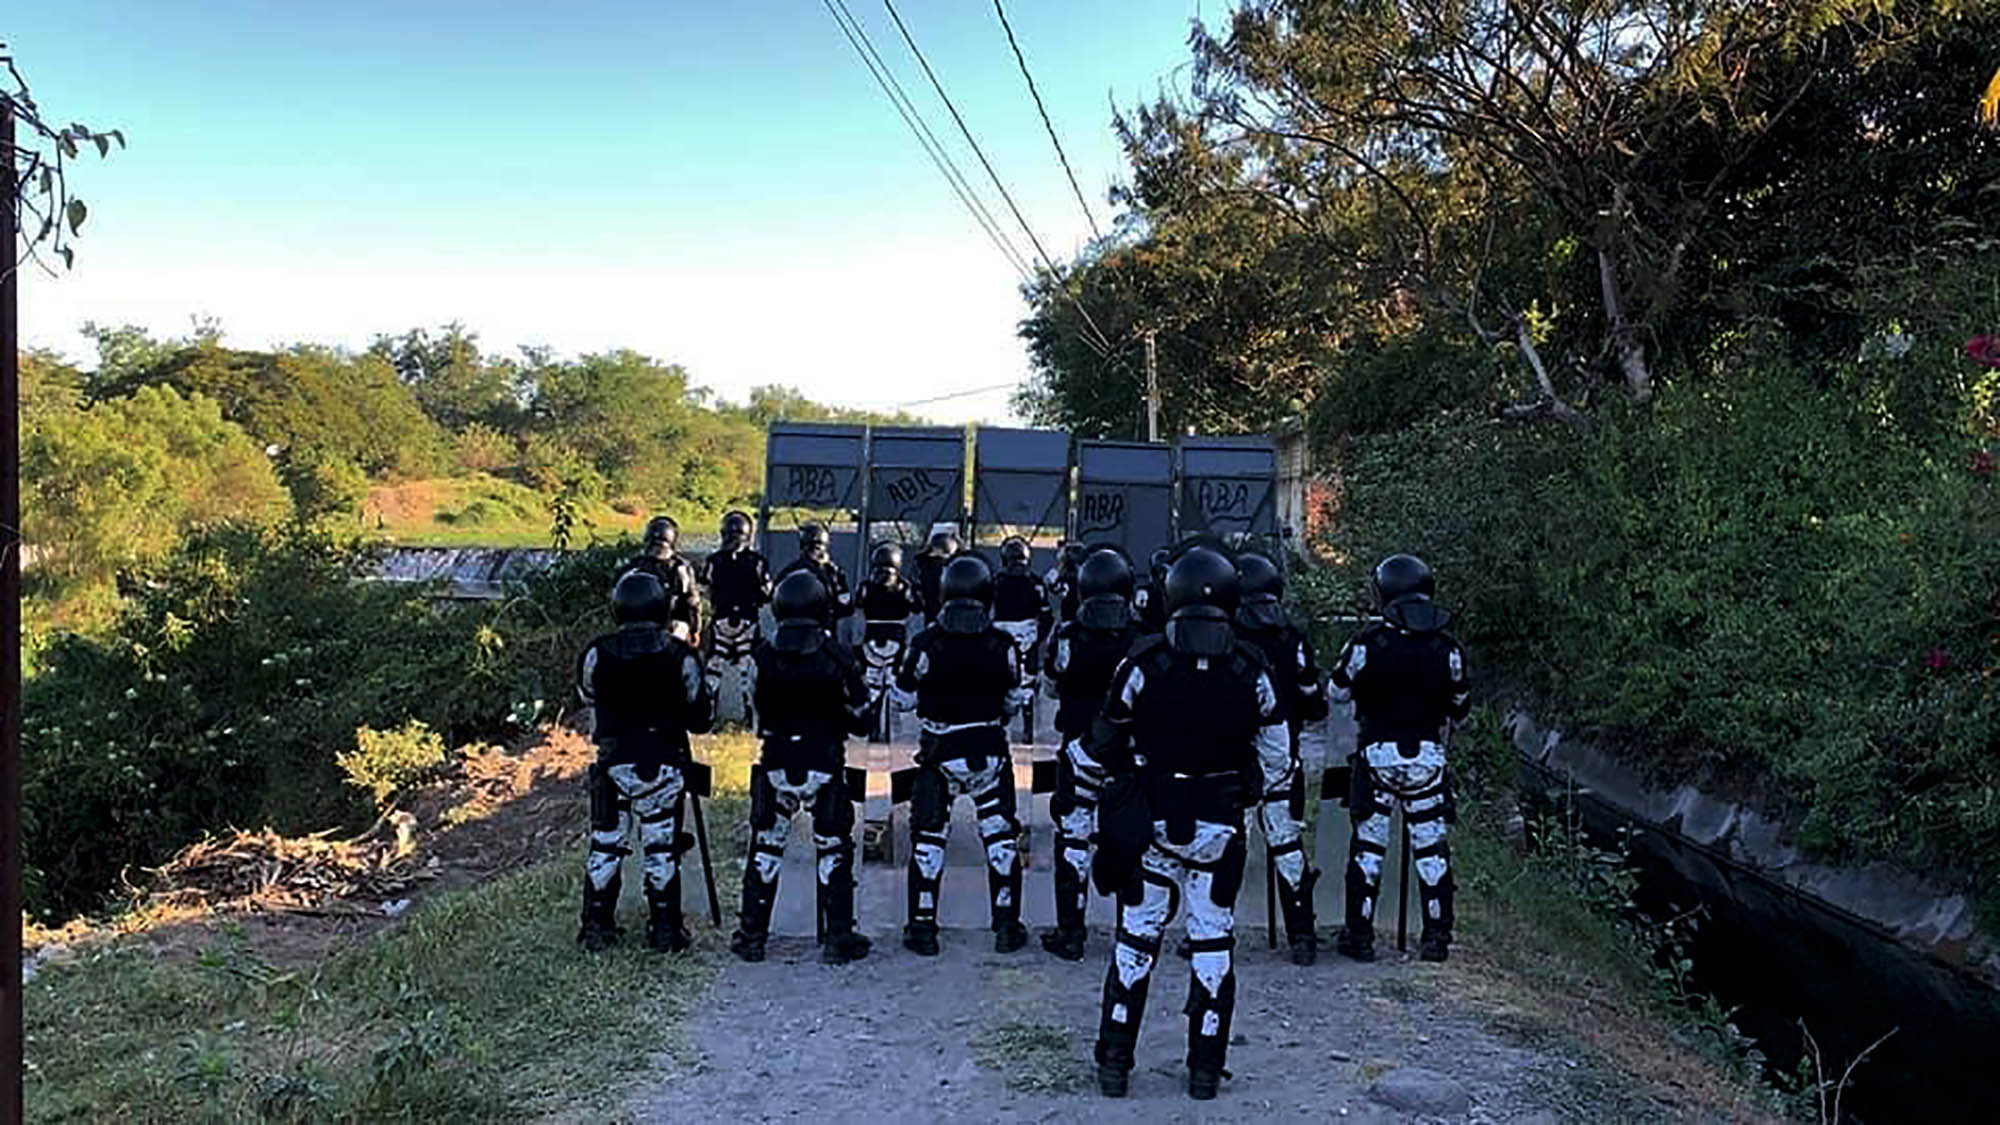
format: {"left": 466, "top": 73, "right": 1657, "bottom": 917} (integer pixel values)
{"left": 878, "top": 0, "right": 1118, "bottom": 359}
{"left": 820, "top": 0, "right": 1033, "bottom": 281}
{"left": 991, "top": 0, "right": 1102, "bottom": 241}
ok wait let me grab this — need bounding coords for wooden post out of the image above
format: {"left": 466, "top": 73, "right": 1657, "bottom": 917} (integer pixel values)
{"left": 2, "top": 95, "right": 28, "bottom": 1125}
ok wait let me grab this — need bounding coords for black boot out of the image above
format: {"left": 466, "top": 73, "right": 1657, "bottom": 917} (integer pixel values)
{"left": 1335, "top": 923, "right": 1376, "bottom": 962}
{"left": 902, "top": 920, "right": 940, "bottom": 956}
{"left": 990, "top": 853, "right": 1027, "bottom": 953}
{"left": 1096, "top": 954, "right": 1152, "bottom": 1098}
{"left": 905, "top": 851, "right": 943, "bottom": 955}
{"left": 1419, "top": 929, "right": 1451, "bottom": 962}
{"left": 1280, "top": 866, "right": 1319, "bottom": 966}
{"left": 1185, "top": 969, "right": 1236, "bottom": 1101}
{"left": 1095, "top": 1036, "right": 1134, "bottom": 1098}
{"left": 817, "top": 850, "right": 872, "bottom": 964}
{"left": 645, "top": 881, "right": 690, "bottom": 954}
{"left": 577, "top": 877, "right": 622, "bottom": 952}
{"left": 732, "top": 854, "right": 778, "bottom": 962}
{"left": 1417, "top": 859, "right": 1456, "bottom": 963}
{"left": 1041, "top": 844, "right": 1088, "bottom": 960}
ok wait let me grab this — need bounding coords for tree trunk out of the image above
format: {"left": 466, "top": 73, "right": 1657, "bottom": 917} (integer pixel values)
{"left": 1597, "top": 244, "right": 1653, "bottom": 404}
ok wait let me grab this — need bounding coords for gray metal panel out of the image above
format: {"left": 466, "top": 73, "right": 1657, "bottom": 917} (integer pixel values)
{"left": 870, "top": 426, "right": 966, "bottom": 469}
{"left": 1077, "top": 440, "right": 1171, "bottom": 486}
{"left": 761, "top": 423, "right": 868, "bottom": 586}
{"left": 1076, "top": 439, "right": 1173, "bottom": 559}
{"left": 977, "top": 426, "right": 1070, "bottom": 472}
{"left": 973, "top": 427, "right": 1071, "bottom": 542}
{"left": 1178, "top": 435, "right": 1278, "bottom": 540}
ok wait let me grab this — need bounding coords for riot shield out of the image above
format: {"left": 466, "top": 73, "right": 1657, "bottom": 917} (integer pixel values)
{"left": 1075, "top": 440, "right": 1174, "bottom": 562}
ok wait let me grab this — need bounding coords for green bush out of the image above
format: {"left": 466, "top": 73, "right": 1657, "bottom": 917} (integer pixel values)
{"left": 20, "top": 528, "right": 630, "bottom": 920}
{"left": 1308, "top": 352, "right": 2000, "bottom": 932}
{"left": 340, "top": 721, "right": 450, "bottom": 808}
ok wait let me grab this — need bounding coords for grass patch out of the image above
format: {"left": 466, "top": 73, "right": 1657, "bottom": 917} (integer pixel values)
{"left": 363, "top": 475, "right": 645, "bottom": 549}
{"left": 27, "top": 732, "right": 761, "bottom": 1123}
{"left": 968, "top": 1021, "right": 1087, "bottom": 1095}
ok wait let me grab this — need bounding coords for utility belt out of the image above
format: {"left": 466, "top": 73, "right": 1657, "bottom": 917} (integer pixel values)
{"left": 757, "top": 730, "right": 847, "bottom": 770}
{"left": 593, "top": 733, "right": 692, "bottom": 769}
{"left": 914, "top": 722, "right": 1007, "bottom": 768}
{"left": 864, "top": 618, "right": 910, "bottom": 644}
{"left": 1143, "top": 768, "right": 1250, "bottom": 843}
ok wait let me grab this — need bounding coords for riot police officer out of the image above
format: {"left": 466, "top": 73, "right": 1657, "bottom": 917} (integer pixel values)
{"left": 730, "top": 571, "right": 875, "bottom": 965}
{"left": 618, "top": 515, "right": 702, "bottom": 642}
{"left": 1088, "top": 547, "right": 1287, "bottom": 1100}
{"left": 992, "top": 536, "right": 1053, "bottom": 743}
{"left": 1234, "top": 552, "right": 1331, "bottom": 964}
{"left": 1133, "top": 548, "right": 1171, "bottom": 634}
{"left": 576, "top": 572, "right": 717, "bottom": 952}
{"left": 892, "top": 554, "right": 1031, "bottom": 955}
{"left": 855, "top": 542, "right": 923, "bottom": 742}
{"left": 699, "top": 510, "right": 771, "bottom": 726}
{"left": 1050, "top": 540, "right": 1090, "bottom": 624}
{"left": 775, "top": 523, "right": 853, "bottom": 620}
{"left": 1038, "top": 548, "right": 1143, "bottom": 962}
{"left": 910, "top": 530, "right": 961, "bottom": 627}
{"left": 1330, "top": 554, "right": 1469, "bottom": 963}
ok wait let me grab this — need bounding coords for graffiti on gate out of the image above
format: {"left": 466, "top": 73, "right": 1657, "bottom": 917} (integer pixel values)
{"left": 1194, "top": 479, "right": 1252, "bottom": 519}
{"left": 872, "top": 467, "right": 957, "bottom": 524}
{"left": 1076, "top": 488, "right": 1127, "bottom": 539}
{"left": 780, "top": 465, "right": 841, "bottom": 506}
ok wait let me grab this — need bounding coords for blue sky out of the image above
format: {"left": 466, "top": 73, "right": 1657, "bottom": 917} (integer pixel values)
{"left": 9, "top": 1, "right": 1215, "bottom": 422}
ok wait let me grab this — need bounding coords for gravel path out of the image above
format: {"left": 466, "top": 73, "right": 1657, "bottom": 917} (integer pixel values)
{"left": 624, "top": 925, "right": 1633, "bottom": 1123}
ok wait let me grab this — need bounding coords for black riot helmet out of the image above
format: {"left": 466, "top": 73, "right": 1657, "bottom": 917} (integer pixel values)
{"left": 927, "top": 530, "right": 961, "bottom": 557}
{"left": 1163, "top": 547, "right": 1240, "bottom": 656}
{"left": 999, "top": 536, "right": 1032, "bottom": 571}
{"left": 611, "top": 571, "right": 670, "bottom": 626}
{"left": 1078, "top": 548, "right": 1135, "bottom": 600}
{"left": 719, "top": 510, "right": 752, "bottom": 550}
{"left": 1235, "top": 552, "right": 1287, "bottom": 631}
{"left": 799, "top": 522, "right": 830, "bottom": 561}
{"left": 642, "top": 515, "right": 678, "bottom": 558}
{"left": 870, "top": 541, "right": 904, "bottom": 574}
{"left": 1372, "top": 554, "right": 1435, "bottom": 605}
{"left": 770, "top": 570, "right": 831, "bottom": 653}
{"left": 1148, "top": 547, "right": 1171, "bottom": 586}
{"left": 937, "top": 553, "right": 995, "bottom": 634}
{"left": 1164, "top": 547, "right": 1241, "bottom": 617}
{"left": 772, "top": 569, "right": 831, "bottom": 624}
{"left": 1075, "top": 548, "right": 1135, "bottom": 630}
{"left": 1237, "top": 552, "right": 1284, "bottom": 602}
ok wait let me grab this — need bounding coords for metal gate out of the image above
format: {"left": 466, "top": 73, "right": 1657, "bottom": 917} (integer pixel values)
{"left": 1178, "top": 435, "right": 1279, "bottom": 548}
{"left": 759, "top": 422, "right": 867, "bottom": 586}
{"left": 1074, "top": 439, "right": 1174, "bottom": 562}
{"left": 970, "top": 426, "right": 1070, "bottom": 573}
{"left": 864, "top": 426, "right": 966, "bottom": 555}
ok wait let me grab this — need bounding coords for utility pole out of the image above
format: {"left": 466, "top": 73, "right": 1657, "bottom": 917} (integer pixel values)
{"left": 1143, "top": 329, "right": 1160, "bottom": 443}
{"left": 2, "top": 97, "right": 25, "bottom": 1125}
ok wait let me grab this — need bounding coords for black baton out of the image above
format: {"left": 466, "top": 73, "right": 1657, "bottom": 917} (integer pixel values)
{"left": 690, "top": 793, "right": 722, "bottom": 927}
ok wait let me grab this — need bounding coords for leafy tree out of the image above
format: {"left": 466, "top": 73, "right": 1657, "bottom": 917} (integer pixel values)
{"left": 453, "top": 421, "right": 518, "bottom": 474}
{"left": 18, "top": 348, "right": 82, "bottom": 417}
{"left": 369, "top": 323, "right": 522, "bottom": 432}
{"left": 22, "top": 386, "right": 290, "bottom": 613}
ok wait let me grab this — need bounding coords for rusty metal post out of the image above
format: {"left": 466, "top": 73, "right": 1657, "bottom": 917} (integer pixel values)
{"left": 2, "top": 95, "right": 27, "bottom": 1125}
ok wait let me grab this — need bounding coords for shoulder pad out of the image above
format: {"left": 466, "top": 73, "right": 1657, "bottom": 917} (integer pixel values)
{"left": 1126, "top": 632, "right": 1171, "bottom": 667}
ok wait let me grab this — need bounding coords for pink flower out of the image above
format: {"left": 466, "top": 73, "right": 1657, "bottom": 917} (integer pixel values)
{"left": 1967, "top": 336, "right": 2000, "bottom": 369}
{"left": 1924, "top": 648, "right": 1952, "bottom": 673}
